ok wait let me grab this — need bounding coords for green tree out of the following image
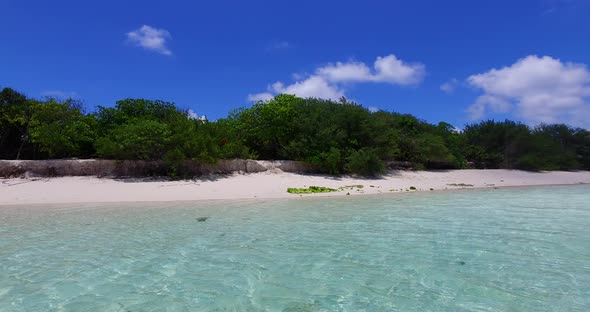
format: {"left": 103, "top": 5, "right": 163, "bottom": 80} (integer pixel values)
{"left": 0, "top": 88, "right": 34, "bottom": 159}
{"left": 94, "top": 98, "right": 231, "bottom": 167}
{"left": 345, "top": 148, "right": 385, "bottom": 176}
{"left": 3, "top": 86, "right": 589, "bottom": 176}
{"left": 414, "top": 133, "right": 456, "bottom": 168}
{"left": 96, "top": 119, "right": 171, "bottom": 160}
{"left": 230, "top": 94, "right": 300, "bottom": 159}
{"left": 29, "top": 99, "right": 96, "bottom": 158}
{"left": 463, "top": 120, "right": 530, "bottom": 169}
{"left": 517, "top": 124, "right": 583, "bottom": 170}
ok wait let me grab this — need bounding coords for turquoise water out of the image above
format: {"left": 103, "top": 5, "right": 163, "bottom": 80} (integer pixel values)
{"left": 1, "top": 185, "right": 589, "bottom": 311}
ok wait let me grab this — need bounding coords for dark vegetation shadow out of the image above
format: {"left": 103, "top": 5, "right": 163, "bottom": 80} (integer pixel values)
{"left": 111, "top": 173, "right": 234, "bottom": 183}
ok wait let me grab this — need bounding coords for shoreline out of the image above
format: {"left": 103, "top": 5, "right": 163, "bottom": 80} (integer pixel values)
{"left": 2, "top": 169, "right": 590, "bottom": 206}
{"left": 3, "top": 184, "right": 588, "bottom": 211}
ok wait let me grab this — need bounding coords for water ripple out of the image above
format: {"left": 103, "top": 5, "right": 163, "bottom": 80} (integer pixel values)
{"left": 0, "top": 185, "right": 589, "bottom": 311}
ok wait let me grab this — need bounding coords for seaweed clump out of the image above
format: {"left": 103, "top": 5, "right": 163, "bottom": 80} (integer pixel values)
{"left": 287, "top": 186, "right": 337, "bottom": 194}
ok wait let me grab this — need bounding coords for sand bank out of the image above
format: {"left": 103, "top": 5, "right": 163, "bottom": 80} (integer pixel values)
{"left": 1, "top": 169, "right": 589, "bottom": 205}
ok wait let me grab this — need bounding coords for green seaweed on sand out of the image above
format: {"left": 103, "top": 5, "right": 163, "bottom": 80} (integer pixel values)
{"left": 338, "top": 185, "right": 364, "bottom": 191}
{"left": 287, "top": 186, "right": 337, "bottom": 194}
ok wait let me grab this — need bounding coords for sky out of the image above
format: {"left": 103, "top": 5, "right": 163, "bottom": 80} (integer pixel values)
{"left": 2, "top": 0, "right": 590, "bottom": 128}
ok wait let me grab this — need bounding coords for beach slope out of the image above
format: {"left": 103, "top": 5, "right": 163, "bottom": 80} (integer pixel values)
{"left": 2, "top": 169, "right": 590, "bottom": 205}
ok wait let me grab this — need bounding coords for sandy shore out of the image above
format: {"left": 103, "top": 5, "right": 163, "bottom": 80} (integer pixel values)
{"left": 1, "top": 169, "right": 589, "bottom": 205}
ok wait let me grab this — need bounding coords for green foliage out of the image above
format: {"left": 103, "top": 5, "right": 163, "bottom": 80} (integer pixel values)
{"left": 95, "top": 99, "right": 181, "bottom": 131}
{"left": 29, "top": 99, "right": 96, "bottom": 158}
{"left": 345, "top": 148, "right": 385, "bottom": 176}
{"left": 230, "top": 94, "right": 300, "bottom": 159}
{"left": 96, "top": 119, "right": 171, "bottom": 160}
{"left": 368, "top": 111, "right": 401, "bottom": 160}
{"left": 163, "top": 148, "right": 186, "bottom": 177}
{"left": 309, "top": 147, "right": 343, "bottom": 175}
{"left": 512, "top": 125, "right": 580, "bottom": 171}
{"left": 0, "top": 88, "right": 34, "bottom": 159}
{"left": 1, "top": 88, "right": 589, "bottom": 176}
{"left": 287, "top": 186, "right": 337, "bottom": 194}
{"left": 463, "top": 120, "right": 530, "bottom": 168}
{"left": 231, "top": 96, "right": 406, "bottom": 175}
{"left": 436, "top": 122, "right": 466, "bottom": 168}
{"left": 206, "top": 118, "right": 255, "bottom": 159}
{"left": 412, "top": 133, "right": 457, "bottom": 168}
{"left": 95, "top": 99, "right": 232, "bottom": 164}
{"left": 463, "top": 120, "right": 587, "bottom": 171}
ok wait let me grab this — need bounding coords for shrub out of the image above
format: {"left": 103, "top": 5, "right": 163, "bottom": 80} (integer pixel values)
{"left": 163, "top": 148, "right": 186, "bottom": 177}
{"left": 345, "top": 148, "right": 385, "bottom": 176}
{"left": 96, "top": 119, "right": 171, "bottom": 160}
{"left": 309, "top": 147, "right": 343, "bottom": 175}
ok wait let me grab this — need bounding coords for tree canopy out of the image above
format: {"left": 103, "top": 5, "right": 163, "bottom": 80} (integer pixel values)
{"left": 1, "top": 87, "right": 589, "bottom": 176}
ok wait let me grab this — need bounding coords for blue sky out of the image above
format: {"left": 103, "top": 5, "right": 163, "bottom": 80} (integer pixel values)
{"left": 2, "top": 0, "right": 590, "bottom": 128}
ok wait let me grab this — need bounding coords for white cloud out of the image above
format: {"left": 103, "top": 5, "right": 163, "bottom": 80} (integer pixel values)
{"left": 248, "top": 54, "right": 425, "bottom": 101}
{"left": 316, "top": 55, "right": 425, "bottom": 85}
{"left": 41, "top": 90, "right": 79, "bottom": 99}
{"left": 467, "top": 55, "right": 590, "bottom": 128}
{"left": 317, "top": 62, "right": 373, "bottom": 82}
{"left": 367, "top": 106, "right": 379, "bottom": 113}
{"left": 271, "top": 76, "right": 344, "bottom": 100}
{"left": 466, "top": 94, "right": 513, "bottom": 120}
{"left": 126, "top": 25, "right": 172, "bottom": 56}
{"left": 371, "top": 55, "right": 426, "bottom": 85}
{"left": 247, "top": 92, "right": 274, "bottom": 102}
{"left": 187, "top": 109, "right": 207, "bottom": 121}
{"left": 440, "top": 78, "right": 459, "bottom": 94}
{"left": 248, "top": 76, "right": 344, "bottom": 101}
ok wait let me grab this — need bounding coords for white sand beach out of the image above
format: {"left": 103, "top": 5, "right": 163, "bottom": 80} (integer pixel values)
{"left": 1, "top": 169, "right": 589, "bottom": 205}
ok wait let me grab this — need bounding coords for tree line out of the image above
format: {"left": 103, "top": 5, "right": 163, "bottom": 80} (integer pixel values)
{"left": 1, "top": 87, "right": 589, "bottom": 176}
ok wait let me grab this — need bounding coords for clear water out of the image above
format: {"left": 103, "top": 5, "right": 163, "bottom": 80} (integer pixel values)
{"left": 1, "top": 185, "right": 589, "bottom": 311}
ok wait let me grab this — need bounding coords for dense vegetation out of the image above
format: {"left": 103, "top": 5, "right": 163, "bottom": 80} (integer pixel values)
{"left": 1, "top": 87, "right": 589, "bottom": 176}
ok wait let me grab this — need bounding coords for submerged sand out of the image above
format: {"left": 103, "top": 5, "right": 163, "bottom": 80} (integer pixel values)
{"left": 1, "top": 169, "right": 589, "bottom": 205}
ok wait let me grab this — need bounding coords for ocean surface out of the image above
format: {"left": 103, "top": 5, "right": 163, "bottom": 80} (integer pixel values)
{"left": 1, "top": 185, "right": 589, "bottom": 311}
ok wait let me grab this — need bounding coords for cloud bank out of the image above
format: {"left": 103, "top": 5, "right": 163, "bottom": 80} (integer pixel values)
{"left": 126, "top": 25, "right": 172, "bottom": 56}
{"left": 467, "top": 55, "right": 590, "bottom": 128}
{"left": 248, "top": 54, "right": 425, "bottom": 101}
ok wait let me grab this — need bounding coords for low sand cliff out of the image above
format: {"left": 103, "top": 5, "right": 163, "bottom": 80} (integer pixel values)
{"left": 0, "top": 159, "right": 315, "bottom": 178}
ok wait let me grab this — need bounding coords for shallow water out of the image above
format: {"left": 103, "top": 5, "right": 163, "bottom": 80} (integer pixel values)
{"left": 1, "top": 185, "right": 589, "bottom": 311}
